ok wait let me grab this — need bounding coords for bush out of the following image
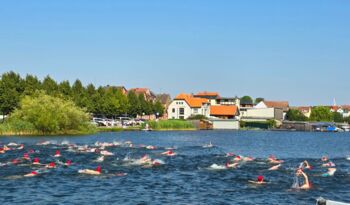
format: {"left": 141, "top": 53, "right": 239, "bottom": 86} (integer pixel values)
{"left": 5, "top": 91, "right": 96, "bottom": 135}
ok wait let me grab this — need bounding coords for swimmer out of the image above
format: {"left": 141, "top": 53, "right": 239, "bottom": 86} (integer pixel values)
{"left": 301, "top": 160, "right": 312, "bottom": 170}
{"left": 65, "top": 160, "right": 72, "bottom": 166}
{"left": 23, "top": 153, "right": 30, "bottom": 160}
{"left": 32, "top": 158, "right": 41, "bottom": 165}
{"left": 54, "top": 150, "right": 61, "bottom": 157}
{"left": 3, "top": 145, "right": 11, "bottom": 151}
{"left": 96, "top": 156, "right": 105, "bottom": 162}
{"left": 295, "top": 169, "right": 311, "bottom": 189}
{"left": 7, "top": 142, "right": 18, "bottom": 146}
{"left": 24, "top": 171, "right": 39, "bottom": 177}
{"left": 203, "top": 141, "right": 213, "bottom": 148}
{"left": 233, "top": 156, "right": 242, "bottom": 162}
{"left": 321, "top": 156, "right": 329, "bottom": 162}
{"left": 268, "top": 155, "right": 284, "bottom": 164}
{"left": 161, "top": 150, "right": 176, "bottom": 156}
{"left": 243, "top": 156, "right": 254, "bottom": 162}
{"left": 100, "top": 150, "right": 114, "bottom": 156}
{"left": 249, "top": 175, "right": 266, "bottom": 185}
{"left": 115, "top": 172, "right": 127, "bottom": 177}
{"left": 225, "top": 161, "right": 238, "bottom": 168}
{"left": 78, "top": 165, "right": 102, "bottom": 175}
{"left": 0, "top": 148, "right": 5, "bottom": 154}
{"left": 322, "top": 161, "right": 336, "bottom": 167}
{"left": 17, "top": 144, "right": 24, "bottom": 150}
{"left": 269, "top": 164, "right": 282, "bottom": 171}
{"left": 322, "top": 168, "right": 337, "bottom": 177}
{"left": 146, "top": 145, "right": 156, "bottom": 150}
{"left": 46, "top": 162, "right": 56, "bottom": 169}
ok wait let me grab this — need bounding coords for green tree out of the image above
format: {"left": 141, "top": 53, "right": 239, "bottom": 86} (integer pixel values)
{"left": 0, "top": 71, "right": 24, "bottom": 116}
{"left": 153, "top": 100, "right": 165, "bottom": 117}
{"left": 58, "top": 80, "right": 72, "bottom": 99}
{"left": 255, "top": 97, "right": 264, "bottom": 104}
{"left": 240, "top": 96, "right": 253, "bottom": 105}
{"left": 127, "top": 91, "right": 140, "bottom": 117}
{"left": 332, "top": 112, "right": 344, "bottom": 123}
{"left": 310, "top": 106, "right": 333, "bottom": 122}
{"left": 23, "top": 74, "right": 41, "bottom": 96}
{"left": 286, "top": 109, "right": 307, "bottom": 121}
{"left": 42, "top": 75, "right": 58, "bottom": 96}
{"left": 7, "top": 91, "right": 94, "bottom": 134}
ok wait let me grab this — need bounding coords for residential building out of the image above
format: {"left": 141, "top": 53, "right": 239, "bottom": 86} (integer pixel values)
{"left": 210, "top": 105, "right": 239, "bottom": 119}
{"left": 129, "top": 88, "right": 157, "bottom": 102}
{"left": 255, "top": 100, "right": 289, "bottom": 119}
{"left": 167, "top": 94, "right": 210, "bottom": 119}
{"left": 240, "top": 107, "right": 283, "bottom": 121}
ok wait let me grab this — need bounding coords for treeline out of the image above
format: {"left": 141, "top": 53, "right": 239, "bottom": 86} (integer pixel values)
{"left": 286, "top": 106, "right": 350, "bottom": 123}
{"left": 0, "top": 71, "right": 164, "bottom": 118}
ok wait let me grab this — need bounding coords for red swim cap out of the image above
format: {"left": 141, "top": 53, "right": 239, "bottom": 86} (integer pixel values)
{"left": 24, "top": 153, "right": 29, "bottom": 157}
{"left": 49, "top": 162, "right": 55, "bottom": 167}
{"left": 33, "top": 158, "right": 39, "bottom": 163}
{"left": 31, "top": 171, "right": 38, "bottom": 175}
{"left": 55, "top": 150, "right": 60, "bottom": 155}
{"left": 66, "top": 160, "right": 71, "bottom": 165}
{"left": 96, "top": 165, "right": 101, "bottom": 172}
{"left": 257, "top": 175, "right": 264, "bottom": 182}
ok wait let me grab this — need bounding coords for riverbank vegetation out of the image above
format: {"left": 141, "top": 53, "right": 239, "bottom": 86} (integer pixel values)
{"left": 0, "top": 92, "right": 96, "bottom": 135}
{"left": 0, "top": 71, "right": 164, "bottom": 119}
{"left": 144, "top": 120, "right": 195, "bottom": 130}
{"left": 286, "top": 106, "right": 350, "bottom": 123}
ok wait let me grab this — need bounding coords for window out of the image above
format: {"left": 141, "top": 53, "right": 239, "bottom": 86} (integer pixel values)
{"left": 179, "top": 116, "right": 184, "bottom": 119}
{"left": 179, "top": 108, "right": 185, "bottom": 115}
{"left": 193, "top": 108, "right": 198, "bottom": 114}
{"left": 172, "top": 108, "right": 175, "bottom": 113}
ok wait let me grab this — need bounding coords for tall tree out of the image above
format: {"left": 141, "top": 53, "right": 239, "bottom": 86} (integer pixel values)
{"left": 23, "top": 74, "right": 41, "bottom": 96}
{"left": 255, "top": 97, "right": 264, "bottom": 104}
{"left": 240, "top": 96, "right": 253, "bottom": 105}
{"left": 127, "top": 91, "right": 139, "bottom": 117}
{"left": 310, "top": 106, "right": 333, "bottom": 122}
{"left": 42, "top": 75, "right": 58, "bottom": 96}
{"left": 0, "top": 71, "right": 24, "bottom": 116}
{"left": 58, "top": 80, "right": 72, "bottom": 99}
{"left": 286, "top": 109, "right": 307, "bottom": 121}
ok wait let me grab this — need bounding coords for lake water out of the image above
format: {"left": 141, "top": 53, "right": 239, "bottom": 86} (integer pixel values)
{"left": 0, "top": 130, "right": 349, "bottom": 204}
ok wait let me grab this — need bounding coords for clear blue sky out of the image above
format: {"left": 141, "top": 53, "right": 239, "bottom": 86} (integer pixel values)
{"left": 0, "top": 0, "right": 349, "bottom": 106}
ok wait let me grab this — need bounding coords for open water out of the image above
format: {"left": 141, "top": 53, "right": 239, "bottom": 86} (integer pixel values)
{"left": 0, "top": 130, "right": 349, "bottom": 204}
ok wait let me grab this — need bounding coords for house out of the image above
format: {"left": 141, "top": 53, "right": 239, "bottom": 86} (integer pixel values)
{"left": 297, "top": 106, "right": 312, "bottom": 118}
{"left": 210, "top": 105, "right": 239, "bottom": 119}
{"left": 255, "top": 100, "right": 289, "bottom": 119}
{"left": 167, "top": 94, "right": 210, "bottom": 119}
{"left": 129, "top": 88, "right": 157, "bottom": 102}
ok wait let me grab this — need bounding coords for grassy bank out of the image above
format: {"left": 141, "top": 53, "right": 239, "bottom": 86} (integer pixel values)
{"left": 97, "top": 126, "right": 141, "bottom": 132}
{"left": 144, "top": 120, "right": 196, "bottom": 131}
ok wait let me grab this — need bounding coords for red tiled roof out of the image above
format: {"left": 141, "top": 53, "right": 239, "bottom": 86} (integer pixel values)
{"left": 297, "top": 106, "right": 311, "bottom": 113}
{"left": 210, "top": 105, "right": 238, "bottom": 116}
{"left": 175, "top": 93, "right": 208, "bottom": 108}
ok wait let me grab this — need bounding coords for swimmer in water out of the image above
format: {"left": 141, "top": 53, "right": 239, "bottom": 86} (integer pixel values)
{"left": 225, "top": 161, "right": 238, "bottom": 169}
{"left": 78, "top": 165, "right": 102, "bottom": 175}
{"left": 24, "top": 171, "right": 39, "bottom": 177}
{"left": 322, "top": 168, "right": 337, "bottom": 177}
{"left": 32, "top": 158, "right": 41, "bottom": 165}
{"left": 146, "top": 145, "right": 156, "bottom": 150}
{"left": 268, "top": 155, "right": 284, "bottom": 164}
{"left": 0, "top": 148, "right": 5, "bottom": 154}
{"left": 295, "top": 169, "right": 311, "bottom": 189}
{"left": 302, "top": 160, "right": 312, "bottom": 170}
{"left": 161, "top": 150, "right": 176, "bottom": 156}
{"left": 46, "top": 162, "right": 56, "bottom": 169}
{"left": 65, "top": 160, "right": 72, "bottom": 166}
{"left": 249, "top": 175, "right": 266, "bottom": 185}
{"left": 23, "top": 153, "right": 30, "bottom": 161}
{"left": 269, "top": 164, "right": 282, "bottom": 171}
{"left": 54, "top": 150, "right": 61, "bottom": 157}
